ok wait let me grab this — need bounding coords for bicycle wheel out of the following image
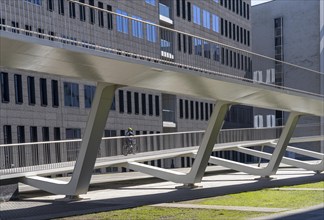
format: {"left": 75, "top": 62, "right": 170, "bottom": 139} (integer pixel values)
{"left": 131, "top": 144, "right": 137, "bottom": 154}
{"left": 123, "top": 145, "right": 128, "bottom": 156}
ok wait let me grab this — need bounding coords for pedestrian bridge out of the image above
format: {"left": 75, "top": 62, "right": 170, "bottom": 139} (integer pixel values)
{"left": 0, "top": 0, "right": 323, "bottom": 197}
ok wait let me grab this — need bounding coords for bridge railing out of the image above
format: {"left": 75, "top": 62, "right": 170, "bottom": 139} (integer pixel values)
{"left": 1, "top": 124, "right": 322, "bottom": 175}
{"left": 0, "top": 0, "right": 323, "bottom": 97}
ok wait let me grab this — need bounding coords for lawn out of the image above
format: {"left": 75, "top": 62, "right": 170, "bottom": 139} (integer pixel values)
{"left": 187, "top": 181, "right": 324, "bottom": 209}
{"left": 58, "top": 181, "right": 324, "bottom": 220}
{"left": 59, "top": 207, "right": 266, "bottom": 220}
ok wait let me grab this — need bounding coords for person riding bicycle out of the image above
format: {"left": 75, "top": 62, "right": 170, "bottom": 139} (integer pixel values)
{"left": 125, "top": 127, "right": 134, "bottom": 147}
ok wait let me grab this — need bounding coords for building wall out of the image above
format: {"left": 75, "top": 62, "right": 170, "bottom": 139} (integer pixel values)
{"left": 0, "top": 0, "right": 253, "bottom": 169}
{"left": 252, "top": 0, "right": 322, "bottom": 154}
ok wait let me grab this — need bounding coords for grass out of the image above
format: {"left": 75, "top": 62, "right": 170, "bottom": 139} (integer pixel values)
{"left": 187, "top": 190, "right": 323, "bottom": 209}
{"left": 281, "top": 181, "right": 324, "bottom": 188}
{"left": 59, "top": 207, "right": 266, "bottom": 220}
{"left": 58, "top": 181, "right": 324, "bottom": 220}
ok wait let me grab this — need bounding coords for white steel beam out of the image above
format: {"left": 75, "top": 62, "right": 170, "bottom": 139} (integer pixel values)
{"left": 205, "top": 112, "right": 301, "bottom": 177}
{"left": 126, "top": 101, "right": 231, "bottom": 185}
{"left": 21, "top": 83, "right": 118, "bottom": 196}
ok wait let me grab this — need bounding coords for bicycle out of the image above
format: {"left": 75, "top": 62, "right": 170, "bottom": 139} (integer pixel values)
{"left": 122, "top": 139, "right": 137, "bottom": 156}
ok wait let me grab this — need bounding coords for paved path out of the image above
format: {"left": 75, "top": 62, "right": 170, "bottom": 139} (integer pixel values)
{"left": 0, "top": 167, "right": 323, "bottom": 220}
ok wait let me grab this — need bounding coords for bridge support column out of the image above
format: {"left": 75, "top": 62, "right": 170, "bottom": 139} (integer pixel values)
{"left": 186, "top": 101, "right": 231, "bottom": 184}
{"left": 21, "top": 83, "right": 118, "bottom": 196}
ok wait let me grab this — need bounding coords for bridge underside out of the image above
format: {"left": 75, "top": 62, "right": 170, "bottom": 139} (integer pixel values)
{"left": 1, "top": 33, "right": 323, "bottom": 196}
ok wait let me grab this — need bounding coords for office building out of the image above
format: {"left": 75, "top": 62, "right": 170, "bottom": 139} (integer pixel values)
{"left": 0, "top": 0, "right": 252, "bottom": 170}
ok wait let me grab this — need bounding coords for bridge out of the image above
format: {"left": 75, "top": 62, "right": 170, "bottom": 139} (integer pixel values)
{"left": 0, "top": 0, "right": 323, "bottom": 197}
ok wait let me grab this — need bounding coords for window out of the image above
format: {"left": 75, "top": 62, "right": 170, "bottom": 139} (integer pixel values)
{"left": 98, "top": 2, "right": 104, "bottom": 27}
{"left": 119, "top": 90, "right": 124, "bottom": 113}
{"left": 27, "top": 76, "right": 35, "bottom": 105}
{"left": 194, "top": 38, "right": 202, "bottom": 56}
{"left": 25, "top": 25, "right": 32, "bottom": 36}
{"left": 47, "top": 0, "right": 54, "bottom": 11}
{"left": 233, "top": 23, "right": 236, "bottom": 41}
{"left": 187, "top": 2, "right": 191, "bottom": 22}
{"left": 224, "top": 20, "right": 228, "bottom": 37}
{"left": 240, "top": 0, "right": 242, "bottom": 16}
{"left": 145, "top": 0, "right": 155, "bottom": 6}
{"left": 254, "top": 115, "right": 264, "bottom": 128}
{"left": 127, "top": 91, "right": 132, "bottom": 114}
{"left": 84, "top": 85, "right": 96, "bottom": 108}
{"left": 146, "top": 21, "right": 156, "bottom": 42}
{"left": 204, "top": 41, "right": 211, "bottom": 59}
{"left": 190, "top": 101, "right": 194, "bottom": 119}
{"left": 64, "top": 82, "right": 79, "bottom": 107}
{"left": 212, "top": 14, "right": 219, "bottom": 32}
{"left": 155, "top": 95, "right": 160, "bottom": 116}
{"left": 25, "top": 0, "right": 42, "bottom": 5}
{"left": 66, "top": 128, "right": 81, "bottom": 161}
{"left": 243, "top": 2, "right": 246, "bottom": 18}
{"left": 183, "top": 35, "right": 187, "bottom": 53}
{"left": 42, "top": 127, "right": 51, "bottom": 164}
{"left": 141, "top": 93, "right": 146, "bottom": 115}
{"left": 54, "top": 127, "right": 61, "bottom": 162}
{"left": 134, "top": 92, "right": 139, "bottom": 114}
{"left": 193, "top": 5, "right": 200, "bottom": 25}
{"left": 116, "top": 9, "right": 128, "bottom": 34}
{"left": 188, "top": 36, "right": 193, "bottom": 54}
{"left": 266, "top": 115, "right": 275, "bottom": 128}
{"left": 79, "top": 0, "right": 86, "bottom": 22}
{"left": 107, "top": 5, "right": 113, "bottom": 30}
{"left": 132, "top": 16, "right": 143, "bottom": 38}
{"left": 212, "top": 44, "right": 220, "bottom": 61}
{"left": 17, "top": 126, "right": 25, "bottom": 143}
{"left": 1, "top": 72, "right": 9, "bottom": 103}
{"left": 17, "top": 125, "right": 26, "bottom": 167}
{"left": 69, "top": 2, "right": 76, "bottom": 18}
{"left": 3, "top": 125, "right": 13, "bottom": 168}
{"left": 58, "top": 0, "right": 64, "bottom": 15}
{"left": 205, "top": 103, "right": 209, "bottom": 120}
{"left": 51, "top": 80, "right": 59, "bottom": 107}
{"left": 220, "top": 18, "right": 224, "bottom": 35}
{"left": 229, "top": 22, "right": 232, "bottom": 39}
{"left": 14, "top": 74, "right": 23, "bottom": 104}
{"left": 203, "top": 10, "right": 210, "bottom": 29}
{"left": 200, "top": 102, "right": 204, "bottom": 120}
{"left": 37, "top": 28, "right": 44, "bottom": 39}
{"left": 195, "top": 101, "right": 199, "bottom": 120}
{"left": 30, "top": 126, "right": 39, "bottom": 165}
{"left": 89, "top": 0, "right": 95, "bottom": 24}
{"left": 185, "top": 100, "right": 189, "bottom": 119}
{"left": 182, "top": 0, "right": 186, "bottom": 19}
{"left": 148, "top": 94, "right": 153, "bottom": 115}
{"left": 176, "top": 0, "right": 181, "bottom": 17}
{"left": 179, "top": 99, "right": 183, "bottom": 118}
{"left": 177, "top": 33, "right": 182, "bottom": 51}
{"left": 40, "top": 78, "right": 48, "bottom": 106}
{"left": 3, "top": 125, "right": 12, "bottom": 144}
{"left": 0, "top": 18, "right": 6, "bottom": 31}
{"left": 11, "top": 21, "right": 19, "bottom": 33}
{"left": 48, "top": 31, "right": 55, "bottom": 41}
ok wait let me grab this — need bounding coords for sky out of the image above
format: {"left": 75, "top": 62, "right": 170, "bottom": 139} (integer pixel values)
{"left": 251, "top": 0, "right": 273, "bottom": 6}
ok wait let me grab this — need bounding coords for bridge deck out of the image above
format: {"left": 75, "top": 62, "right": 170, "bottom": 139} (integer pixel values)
{"left": 1, "top": 32, "right": 323, "bottom": 116}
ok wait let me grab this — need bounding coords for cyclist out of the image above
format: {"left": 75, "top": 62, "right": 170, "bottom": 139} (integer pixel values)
{"left": 125, "top": 127, "right": 134, "bottom": 149}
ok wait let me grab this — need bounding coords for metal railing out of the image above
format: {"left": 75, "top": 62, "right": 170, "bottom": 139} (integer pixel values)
{"left": 1, "top": 124, "right": 322, "bottom": 175}
{"left": 0, "top": 0, "right": 323, "bottom": 97}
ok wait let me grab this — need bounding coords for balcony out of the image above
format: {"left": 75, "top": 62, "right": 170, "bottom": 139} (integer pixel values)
{"left": 159, "top": 3, "right": 173, "bottom": 25}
